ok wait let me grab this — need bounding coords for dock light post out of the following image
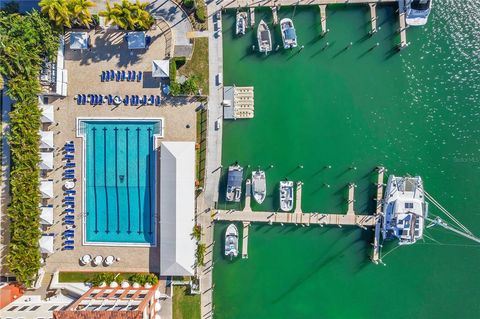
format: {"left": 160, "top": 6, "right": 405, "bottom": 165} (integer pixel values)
{"left": 325, "top": 165, "right": 332, "bottom": 169}
{"left": 298, "top": 164, "right": 303, "bottom": 169}
{"left": 350, "top": 166, "right": 357, "bottom": 170}
{"left": 323, "top": 183, "right": 330, "bottom": 188}
{"left": 269, "top": 164, "right": 274, "bottom": 168}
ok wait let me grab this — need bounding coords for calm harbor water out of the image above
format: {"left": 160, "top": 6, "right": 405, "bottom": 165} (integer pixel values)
{"left": 214, "top": 1, "right": 480, "bottom": 318}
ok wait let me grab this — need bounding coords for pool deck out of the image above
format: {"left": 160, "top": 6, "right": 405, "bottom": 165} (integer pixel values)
{"left": 42, "top": 27, "right": 198, "bottom": 274}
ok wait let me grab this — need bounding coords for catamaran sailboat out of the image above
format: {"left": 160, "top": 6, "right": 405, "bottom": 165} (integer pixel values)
{"left": 236, "top": 11, "right": 247, "bottom": 36}
{"left": 257, "top": 20, "right": 272, "bottom": 54}
{"left": 405, "top": 0, "right": 432, "bottom": 26}
{"left": 225, "top": 224, "right": 239, "bottom": 259}
{"left": 280, "top": 18, "right": 298, "bottom": 49}
{"left": 226, "top": 165, "right": 243, "bottom": 202}
{"left": 252, "top": 170, "right": 266, "bottom": 204}
{"left": 382, "top": 175, "right": 428, "bottom": 245}
{"left": 279, "top": 180, "right": 294, "bottom": 211}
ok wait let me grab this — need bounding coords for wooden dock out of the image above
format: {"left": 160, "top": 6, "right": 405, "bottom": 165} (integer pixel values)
{"left": 399, "top": 11, "right": 408, "bottom": 49}
{"left": 249, "top": 7, "right": 255, "bottom": 27}
{"left": 242, "top": 221, "right": 250, "bottom": 258}
{"left": 371, "top": 166, "right": 385, "bottom": 264}
{"left": 272, "top": 6, "right": 279, "bottom": 25}
{"left": 347, "top": 183, "right": 355, "bottom": 215}
{"left": 294, "top": 181, "right": 303, "bottom": 213}
{"left": 369, "top": 3, "right": 378, "bottom": 34}
{"left": 244, "top": 179, "right": 252, "bottom": 212}
{"left": 319, "top": 5, "right": 327, "bottom": 35}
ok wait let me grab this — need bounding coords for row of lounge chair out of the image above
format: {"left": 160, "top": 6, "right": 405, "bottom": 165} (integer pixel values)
{"left": 63, "top": 141, "right": 76, "bottom": 250}
{"left": 76, "top": 94, "right": 162, "bottom": 106}
{"left": 101, "top": 70, "right": 142, "bottom": 82}
{"left": 123, "top": 94, "right": 161, "bottom": 106}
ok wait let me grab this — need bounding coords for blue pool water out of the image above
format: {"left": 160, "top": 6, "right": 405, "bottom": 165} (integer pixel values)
{"left": 83, "top": 120, "right": 160, "bottom": 245}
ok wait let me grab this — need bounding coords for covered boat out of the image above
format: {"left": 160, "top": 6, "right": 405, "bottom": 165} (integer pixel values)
{"left": 226, "top": 165, "right": 243, "bottom": 202}
{"left": 236, "top": 11, "right": 247, "bottom": 36}
{"left": 382, "top": 175, "right": 428, "bottom": 245}
{"left": 252, "top": 170, "right": 266, "bottom": 204}
{"left": 280, "top": 18, "right": 297, "bottom": 49}
{"left": 279, "top": 181, "right": 294, "bottom": 211}
{"left": 257, "top": 20, "right": 272, "bottom": 54}
{"left": 225, "top": 224, "right": 239, "bottom": 258}
{"left": 406, "top": 0, "right": 432, "bottom": 26}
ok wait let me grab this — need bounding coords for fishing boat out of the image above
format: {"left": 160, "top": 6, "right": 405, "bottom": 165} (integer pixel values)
{"left": 252, "top": 170, "right": 266, "bottom": 204}
{"left": 224, "top": 224, "right": 239, "bottom": 259}
{"left": 280, "top": 18, "right": 298, "bottom": 49}
{"left": 226, "top": 164, "right": 243, "bottom": 202}
{"left": 236, "top": 11, "right": 247, "bottom": 36}
{"left": 405, "top": 0, "right": 432, "bottom": 26}
{"left": 279, "top": 181, "right": 294, "bottom": 211}
{"left": 257, "top": 20, "right": 272, "bottom": 54}
{"left": 382, "top": 175, "right": 428, "bottom": 245}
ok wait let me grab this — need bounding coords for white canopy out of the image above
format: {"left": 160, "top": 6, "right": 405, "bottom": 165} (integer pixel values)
{"left": 160, "top": 142, "right": 196, "bottom": 276}
{"left": 40, "top": 104, "right": 55, "bottom": 123}
{"left": 70, "top": 32, "right": 89, "bottom": 50}
{"left": 152, "top": 60, "right": 170, "bottom": 78}
{"left": 40, "top": 152, "right": 54, "bottom": 170}
{"left": 40, "top": 131, "right": 54, "bottom": 149}
{"left": 40, "top": 180, "right": 54, "bottom": 198}
{"left": 40, "top": 206, "right": 54, "bottom": 225}
{"left": 127, "top": 31, "right": 146, "bottom": 49}
{"left": 39, "top": 235, "right": 54, "bottom": 254}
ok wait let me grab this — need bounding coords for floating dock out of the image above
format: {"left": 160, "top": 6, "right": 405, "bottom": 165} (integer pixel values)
{"left": 223, "top": 86, "right": 255, "bottom": 119}
{"left": 371, "top": 166, "right": 385, "bottom": 264}
{"left": 369, "top": 3, "right": 378, "bottom": 34}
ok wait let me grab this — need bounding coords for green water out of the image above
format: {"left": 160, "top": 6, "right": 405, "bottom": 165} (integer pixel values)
{"left": 214, "top": 1, "right": 480, "bottom": 318}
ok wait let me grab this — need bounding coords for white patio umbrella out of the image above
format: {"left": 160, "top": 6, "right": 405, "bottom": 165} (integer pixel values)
{"left": 121, "top": 281, "right": 130, "bottom": 288}
{"left": 40, "top": 131, "right": 54, "bottom": 149}
{"left": 110, "top": 282, "right": 119, "bottom": 288}
{"left": 154, "top": 301, "right": 161, "bottom": 312}
{"left": 40, "top": 104, "right": 55, "bottom": 123}
{"left": 104, "top": 255, "right": 115, "bottom": 266}
{"left": 40, "top": 180, "right": 54, "bottom": 199}
{"left": 39, "top": 234, "right": 54, "bottom": 254}
{"left": 40, "top": 152, "right": 54, "bottom": 170}
{"left": 80, "top": 254, "right": 92, "bottom": 265}
{"left": 93, "top": 255, "right": 103, "bottom": 266}
{"left": 152, "top": 60, "right": 169, "bottom": 78}
{"left": 40, "top": 206, "right": 54, "bottom": 225}
{"left": 132, "top": 282, "right": 141, "bottom": 288}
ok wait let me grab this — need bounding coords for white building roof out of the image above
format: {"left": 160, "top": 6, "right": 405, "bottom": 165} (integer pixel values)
{"left": 39, "top": 235, "right": 54, "bottom": 254}
{"left": 40, "top": 180, "right": 54, "bottom": 199}
{"left": 152, "top": 59, "right": 169, "bottom": 78}
{"left": 40, "top": 131, "right": 54, "bottom": 149}
{"left": 40, "top": 152, "right": 54, "bottom": 170}
{"left": 40, "top": 206, "right": 54, "bottom": 225}
{"left": 40, "top": 104, "right": 55, "bottom": 123}
{"left": 160, "top": 142, "right": 196, "bottom": 276}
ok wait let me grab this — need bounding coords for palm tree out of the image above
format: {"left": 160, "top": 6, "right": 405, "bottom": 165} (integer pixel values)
{"left": 67, "top": 0, "right": 96, "bottom": 27}
{"left": 100, "top": 0, "right": 154, "bottom": 31}
{"left": 39, "top": 0, "right": 71, "bottom": 28}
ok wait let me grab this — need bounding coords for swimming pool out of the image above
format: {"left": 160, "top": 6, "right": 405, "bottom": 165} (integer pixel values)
{"left": 79, "top": 119, "right": 162, "bottom": 245}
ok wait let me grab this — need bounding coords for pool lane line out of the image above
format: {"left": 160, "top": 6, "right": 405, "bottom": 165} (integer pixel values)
{"left": 103, "top": 127, "right": 110, "bottom": 234}
{"left": 114, "top": 127, "right": 120, "bottom": 234}
{"left": 147, "top": 127, "right": 153, "bottom": 236}
{"left": 92, "top": 127, "right": 99, "bottom": 234}
{"left": 136, "top": 128, "right": 142, "bottom": 234}
{"left": 126, "top": 127, "right": 132, "bottom": 234}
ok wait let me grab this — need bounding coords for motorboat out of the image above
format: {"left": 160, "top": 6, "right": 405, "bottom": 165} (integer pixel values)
{"left": 279, "top": 181, "right": 294, "bottom": 211}
{"left": 236, "top": 11, "right": 247, "bottom": 36}
{"left": 252, "top": 170, "right": 266, "bottom": 204}
{"left": 280, "top": 18, "right": 297, "bottom": 49}
{"left": 382, "top": 175, "right": 428, "bottom": 245}
{"left": 406, "top": 0, "right": 432, "bottom": 26}
{"left": 226, "top": 165, "right": 243, "bottom": 202}
{"left": 257, "top": 20, "right": 272, "bottom": 54}
{"left": 225, "top": 224, "right": 239, "bottom": 259}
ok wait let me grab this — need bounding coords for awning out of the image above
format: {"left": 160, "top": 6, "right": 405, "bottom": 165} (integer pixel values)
{"left": 40, "top": 131, "right": 54, "bottom": 149}
{"left": 70, "top": 32, "right": 89, "bottom": 50}
{"left": 39, "top": 234, "right": 54, "bottom": 254}
{"left": 127, "top": 32, "right": 146, "bottom": 49}
{"left": 40, "top": 206, "right": 54, "bottom": 225}
{"left": 40, "top": 180, "right": 54, "bottom": 199}
{"left": 41, "top": 104, "right": 55, "bottom": 123}
{"left": 152, "top": 60, "right": 170, "bottom": 78}
{"left": 160, "top": 142, "right": 196, "bottom": 276}
{"left": 40, "top": 152, "right": 54, "bottom": 170}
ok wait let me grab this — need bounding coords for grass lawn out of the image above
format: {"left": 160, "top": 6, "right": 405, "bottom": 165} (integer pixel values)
{"left": 173, "top": 285, "right": 200, "bottom": 319}
{"left": 178, "top": 37, "right": 209, "bottom": 95}
{"left": 59, "top": 272, "right": 145, "bottom": 283}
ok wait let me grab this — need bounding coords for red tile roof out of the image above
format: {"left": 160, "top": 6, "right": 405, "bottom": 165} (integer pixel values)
{"left": 53, "top": 311, "right": 143, "bottom": 319}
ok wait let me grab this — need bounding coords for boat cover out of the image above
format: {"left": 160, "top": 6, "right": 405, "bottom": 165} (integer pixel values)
{"left": 228, "top": 170, "right": 242, "bottom": 187}
{"left": 285, "top": 28, "right": 296, "bottom": 40}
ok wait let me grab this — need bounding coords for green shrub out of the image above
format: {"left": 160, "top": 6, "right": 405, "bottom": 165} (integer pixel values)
{"left": 89, "top": 273, "right": 117, "bottom": 286}
{"left": 183, "top": 0, "right": 194, "bottom": 9}
{"left": 194, "top": 5, "right": 206, "bottom": 23}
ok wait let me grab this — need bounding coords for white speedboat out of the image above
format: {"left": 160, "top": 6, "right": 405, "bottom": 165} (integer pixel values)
{"left": 257, "top": 20, "right": 272, "bottom": 54}
{"left": 406, "top": 0, "right": 432, "bottom": 26}
{"left": 382, "top": 175, "right": 428, "bottom": 245}
{"left": 236, "top": 11, "right": 247, "bottom": 36}
{"left": 225, "top": 224, "right": 239, "bottom": 259}
{"left": 226, "top": 165, "right": 243, "bottom": 202}
{"left": 279, "top": 181, "right": 294, "bottom": 212}
{"left": 252, "top": 170, "right": 266, "bottom": 204}
{"left": 280, "top": 18, "right": 297, "bottom": 49}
